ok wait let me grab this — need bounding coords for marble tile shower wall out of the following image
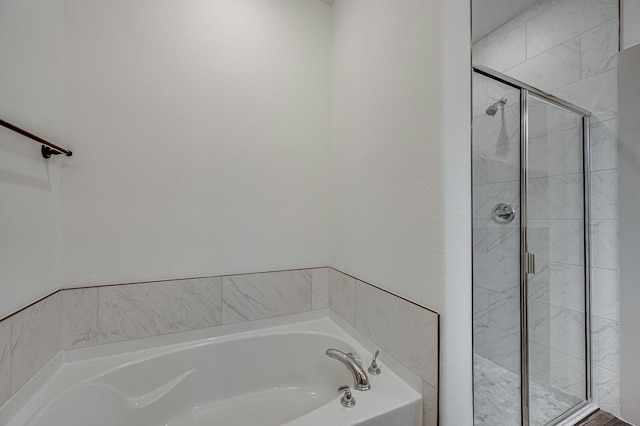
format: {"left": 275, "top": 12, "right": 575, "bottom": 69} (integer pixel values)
{"left": 473, "top": 0, "right": 620, "bottom": 415}
{"left": 0, "top": 268, "right": 329, "bottom": 407}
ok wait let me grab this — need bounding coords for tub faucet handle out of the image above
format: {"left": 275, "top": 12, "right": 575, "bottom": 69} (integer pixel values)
{"left": 368, "top": 350, "right": 381, "bottom": 375}
{"left": 337, "top": 385, "right": 356, "bottom": 408}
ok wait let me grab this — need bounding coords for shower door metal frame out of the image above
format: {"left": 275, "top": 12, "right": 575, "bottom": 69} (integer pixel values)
{"left": 472, "top": 65, "right": 596, "bottom": 426}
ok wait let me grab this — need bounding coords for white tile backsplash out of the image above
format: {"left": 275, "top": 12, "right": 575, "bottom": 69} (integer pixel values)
{"left": 0, "top": 320, "right": 11, "bottom": 407}
{"left": 328, "top": 269, "right": 356, "bottom": 325}
{"left": 311, "top": 268, "right": 329, "bottom": 310}
{"left": 423, "top": 381, "right": 438, "bottom": 426}
{"left": 0, "top": 268, "right": 439, "bottom": 424}
{"left": 11, "top": 292, "right": 62, "bottom": 394}
{"left": 61, "top": 288, "right": 98, "bottom": 349}
{"left": 99, "top": 277, "right": 223, "bottom": 343}
{"left": 222, "top": 271, "right": 310, "bottom": 325}
{"left": 355, "top": 280, "right": 439, "bottom": 387}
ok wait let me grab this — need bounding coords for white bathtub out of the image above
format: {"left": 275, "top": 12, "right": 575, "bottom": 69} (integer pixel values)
{"left": 1, "top": 313, "right": 422, "bottom": 426}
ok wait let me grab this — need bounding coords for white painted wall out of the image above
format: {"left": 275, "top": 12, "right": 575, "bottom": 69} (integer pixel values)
{"left": 619, "top": 43, "right": 640, "bottom": 425}
{"left": 330, "top": 0, "right": 472, "bottom": 423}
{"left": 60, "top": 0, "right": 332, "bottom": 286}
{"left": 0, "top": 0, "right": 64, "bottom": 318}
{"left": 621, "top": 0, "right": 640, "bottom": 50}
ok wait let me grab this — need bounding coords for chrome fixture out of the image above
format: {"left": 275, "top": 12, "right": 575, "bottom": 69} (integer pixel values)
{"left": 337, "top": 385, "right": 356, "bottom": 407}
{"left": 325, "top": 348, "right": 371, "bottom": 391}
{"left": 368, "top": 350, "right": 381, "bottom": 375}
{"left": 486, "top": 97, "right": 508, "bottom": 116}
{"left": 492, "top": 203, "right": 516, "bottom": 224}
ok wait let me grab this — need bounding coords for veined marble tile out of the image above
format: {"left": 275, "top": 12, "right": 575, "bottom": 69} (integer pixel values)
{"left": 222, "top": 271, "right": 310, "bottom": 325}
{"left": 592, "top": 268, "right": 619, "bottom": 321}
{"left": 473, "top": 354, "right": 522, "bottom": 426}
{"left": 61, "top": 288, "right": 98, "bottom": 349}
{"left": 529, "top": 300, "right": 552, "bottom": 348}
{"left": 472, "top": 103, "right": 520, "bottom": 152}
{"left": 530, "top": 341, "right": 551, "bottom": 388}
{"left": 423, "top": 381, "right": 438, "bottom": 426}
{"left": 484, "top": 141, "right": 520, "bottom": 184}
{"left": 591, "top": 169, "right": 618, "bottom": 220}
{"left": 473, "top": 219, "right": 489, "bottom": 255}
{"left": 549, "top": 350, "right": 586, "bottom": 400}
{"left": 474, "top": 325, "right": 520, "bottom": 373}
{"left": 528, "top": 127, "right": 583, "bottom": 178}
{"left": 473, "top": 180, "right": 520, "bottom": 221}
{"left": 474, "top": 24, "right": 527, "bottom": 72}
{"left": 529, "top": 219, "right": 585, "bottom": 266}
{"left": 529, "top": 261, "right": 552, "bottom": 305}
{"left": 526, "top": 0, "right": 618, "bottom": 59}
{"left": 472, "top": 36, "right": 487, "bottom": 53}
{"left": 593, "top": 366, "right": 620, "bottom": 416}
{"left": 473, "top": 72, "right": 490, "bottom": 119}
{"left": 486, "top": 78, "right": 520, "bottom": 111}
{"left": 475, "top": 353, "right": 579, "bottom": 426}
{"left": 592, "top": 316, "right": 619, "bottom": 373}
{"left": 100, "top": 277, "right": 223, "bottom": 343}
{"left": 311, "top": 268, "right": 329, "bottom": 310}
{"left": 355, "top": 281, "right": 439, "bottom": 387}
{"left": 591, "top": 219, "right": 618, "bottom": 270}
{"left": 528, "top": 174, "right": 584, "bottom": 221}
{"left": 507, "top": 37, "right": 581, "bottom": 92}
{"left": 530, "top": 262, "right": 585, "bottom": 313}
{"left": 485, "top": 1, "right": 557, "bottom": 45}
{"left": 328, "top": 269, "right": 356, "bottom": 326}
{"left": 590, "top": 119, "right": 618, "bottom": 171}
{"left": 11, "top": 292, "right": 62, "bottom": 394}
{"left": 581, "top": 19, "right": 618, "bottom": 79}
{"left": 486, "top": 224, "right": 520, "bottom": 258}
{"left": 0, "top": 319, "right": 10, "bottom": 407}
{"left": 473, "top": 151, "right": 488, "bottom": 185}
{"left": 549, "top": 306, "right": 586, "bottom": 360}
{"left": 555, "top": 68, "right": 618, "bottom": 123}
{"left": 488, "top": 288, "right": 520, "bottom": 334}
{"left": 528, "top": 99, "right": 583, "bottom": 139}
{"left": 473, "top": 286, "right": 490, "bottom": 329}
{"left": 473, "top": 254, "right": 520, "bottom": 293}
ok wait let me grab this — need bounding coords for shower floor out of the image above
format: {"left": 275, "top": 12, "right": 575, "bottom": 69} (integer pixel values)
{"left": 474, "top": 354, "right": 582, "bottom": 426}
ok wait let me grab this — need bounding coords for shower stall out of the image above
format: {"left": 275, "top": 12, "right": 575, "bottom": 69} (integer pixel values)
{"left": 472, "top": 66, "right": 594, "bottom": 426}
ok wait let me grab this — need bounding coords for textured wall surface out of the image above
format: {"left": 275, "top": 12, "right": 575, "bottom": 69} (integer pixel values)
{"left": 61, "top": 0, "right": 332, "bottom": 287}
{"left": 0, "top": 0, "right": 64, "bottom": 318}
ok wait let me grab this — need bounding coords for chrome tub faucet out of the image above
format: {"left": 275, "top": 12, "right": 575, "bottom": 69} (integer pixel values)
{"left": 325, "top": 348, "right": 371, "bottom": 391}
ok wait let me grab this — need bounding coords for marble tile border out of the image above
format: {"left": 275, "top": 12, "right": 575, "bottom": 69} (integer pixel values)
{"left": 0, "top": 267, "right": 326, "bottom": 407}
{"left": 0, "top": 265, "right": 441, "bottom": 426}
{"left": 328, "top": 268, "right": 441, "bottom": 426}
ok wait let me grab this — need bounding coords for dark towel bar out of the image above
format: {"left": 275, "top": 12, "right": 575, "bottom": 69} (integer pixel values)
{"left": 0, "top": 118, "right": 72, "bottom": 159}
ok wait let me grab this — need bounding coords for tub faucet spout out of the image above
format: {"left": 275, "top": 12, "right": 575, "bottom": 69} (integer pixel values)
{"left": 325, "top": 348, "right": 370, "bottom": 391}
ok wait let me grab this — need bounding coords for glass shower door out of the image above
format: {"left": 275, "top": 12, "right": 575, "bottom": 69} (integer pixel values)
{"left": 525, "top": 93, "right": 589, "bottom": 425}
{"left": 472, "top": 71, "right": 523, "bottom": 426}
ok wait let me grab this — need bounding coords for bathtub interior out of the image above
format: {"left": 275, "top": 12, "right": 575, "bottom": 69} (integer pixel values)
{"left": 2, "top": 315, "right": 423, "bottom": 426}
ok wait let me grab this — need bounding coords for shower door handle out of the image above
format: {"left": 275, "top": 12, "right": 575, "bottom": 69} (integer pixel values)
{"left": 526, "top": 252, "right": 536, "bottom": 274}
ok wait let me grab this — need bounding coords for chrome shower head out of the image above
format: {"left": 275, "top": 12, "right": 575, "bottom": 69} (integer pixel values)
{"left": 486, "top": 97, "right": 508, "bottom": 116}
